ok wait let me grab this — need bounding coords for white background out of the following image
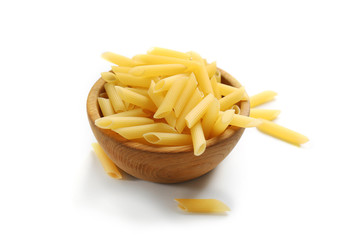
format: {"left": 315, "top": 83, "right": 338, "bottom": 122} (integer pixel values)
{"left": 1, "top": 0, "right": 359, "bottom": 239}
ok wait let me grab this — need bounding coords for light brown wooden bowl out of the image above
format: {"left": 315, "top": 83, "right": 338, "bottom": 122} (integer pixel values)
{"left": 87, "top": 68, "right": 250, "bottom": 183}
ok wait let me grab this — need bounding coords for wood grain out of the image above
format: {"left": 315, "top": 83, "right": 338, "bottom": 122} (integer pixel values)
{"left": 87, "top": 68, "right": 250, "bottom": 183}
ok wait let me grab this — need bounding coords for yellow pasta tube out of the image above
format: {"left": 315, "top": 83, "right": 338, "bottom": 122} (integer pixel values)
{"left": 147, "top": 47, "right": 191, "bottom": 60}
{"left": 249, "top": 109, "right": 280, "bottom": 121}
{"left": 111, "top": 66, "right": 131, "bottom": 73}
{"left": 143, "top": 132, "right": 192, "bottom": 145}
{"left": 210, "top": 75, "right": 221, "bottom": 99}
{"left": 125, "top": 87, "right": 149, "bottom": 97}
{"left": 210, "top": 110, "right": 235, "bottom": 138}
{"left": 91, "top": 142, "right": 122, "bottom": 179}
{"left": 101, "top": 72, "right": 118, "bottom": 83}
{"left": 97, "top": 97, "right": 115, "bottom": 117}
{"left": 114, "top": 72, "right": 153, "bottom": 88}
{"left": 102, "top": 108, "right": 150, "bottom": 118}
{"left": 113, "top": 123, "right": 177, "bottom": 139}
{"left": 129, "top": 64, "right": 187, "bottom": 77}
{"left": 133, "top": 54, "right": 194, "bottom": 66}
{"left": 218, "top": 82, "right": 238, "bottom": 96}
{"left": 193, "top": 62, "right": 214, "bottom": 95}
{"left": 190, "top": 122, "right": 206, "bottom": 156}
{"left": 154, "top": 77, "right": 187, "bottom": 119}
{"left": 231, "top": 105, "right": 241, "bottom": 114}
{"left": 185, "top": 93, "right": 214, "bottom": 128}
{"left": 202, "top": 98, "right": 220, "bottom": 139}
{"left": 175, "top": 88, "right": 203, "bottom": 133}
{"left": 95, "top": 117, "right": 154, "bottom": 129}
{"left": 250, "top": 90, "right": 277, "bottom": 108}
{"left": 115, "top": 86, "right": 157, "bottom": 112}
{"left": 102, "top": 52, "right": 138, "bottom": 67}
{"left": 206, "top": 61, "right": 217, "bottom": 78}
{"left": 219, "top": 86, "right": 245, "bottom": 111}
{"left": 256, "top": 119, "right": 309, "bottom": 146}
{"left": 154, "top": 74, "right": 188, "bottom": 93}
{"left": 214, "top": 70, "right": 221, "bottom": 83}
{"left": 230, "top": 114, "right": 262, "bottom": 128}
{"left": 104, "top": 83, "right": 126, "bottom": 112}
{"left": 173, "top": 73, "right": 198, "bottom": 117}
{"left": 175, "top": 199, "right": 230, "bottom": 213}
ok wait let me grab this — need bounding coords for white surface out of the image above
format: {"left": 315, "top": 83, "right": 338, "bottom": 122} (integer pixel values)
{"left": 0, "top": 0, "right": 359, "bottom": 239}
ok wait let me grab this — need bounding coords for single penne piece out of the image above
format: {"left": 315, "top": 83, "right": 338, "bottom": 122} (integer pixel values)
{"left": 102, "top": 52, "right": 138, "bottom": 67}
{"left": 250, "top": 90, "right": 277, "bottom": 108}
{"left": 190, "top": 122, "right": 206, "bottom": 156}
{"left": 176, "top": 88, "right": 203, "bottom": 133}
{"left": 202, "top": 98, "right": 220, "bottom": 139}
{"left": 97, "top": 97, "right": 115, "bottom": 117}
{"left": 230, "top": 114, "right": 262, "bottom": 128}
{"left": 143, "top": 132, "right": 192, "bottom": 145}
{"left": 133, "top": 54, "right": 194, "bottom": 66}
{"left": 147, "top": 47, "right": 191, "bottom": 60}
{"left": 104, "top": 83, "right": 126, "bottom": 112}
{"left": 249, "top": 109, "right": 280, "bottom": 121}
{"left": 91, "top": 142, "right": 122, "bottom": 179}
{"left": 192, "top": 62, "right": 214, "bottom": 95}
{"left": 218, "top": 82, "right": 238, "bottom": 96}
{"left": 114, "top": 72, "right": 153, "bottom": 88}
{"left": 210, "top": 110, "right": 235, "bottom": 138}
{"left": 185, "top": 93, "right": 214, "bottom": 128}
{"left": 210, "top": 75, "right": 221, "bottom": 99}
{"left": 113, "top": 123, "right": 177, "bottom": 139}
{"left": 111, "top": 66, "right": 131, "bottom": 73}
{"left": 175, "top": 199, "right": 230, "bottom": 213}
{"left": 129, "top": 64, "right": 188, "bottom": 77}
{"left": 115, "top": 86, "right": 157, "bottom": 112}
{"left": 148, "top": 81, "right": 176, "bottom": 127}
{"left": 125, "top": 87, "right": 149, "bottom": 97}
{"left": 256, "top": 119, "right": 309, "bottom": 146}
{"left": 154, "top": 74, "right": 188, "bottom": 93}
{"left": 101, "top": 108, "right": 150, "bottom": 118}
{"left": 101, "top": 72, "right": 118, "bottom": 83}
{"left": 214, "top": 70, "right": 221, "bottom": 83}
{"left": 154, "top": 77, "right": 187, "bottom": 118}
{"left": 206, "top": 61, "right": 217, "bottom": 78}
{"left": 95, "top": 117, "right": 154, "bottom": 129}
{"left": 219, "top": 86, "right": 245, "bottom": 111}
{"left": 173, "top": 73, "right": 198, "bottom": 117}
{"left": 231, "top": 105, "right": 241, "bottom": 114}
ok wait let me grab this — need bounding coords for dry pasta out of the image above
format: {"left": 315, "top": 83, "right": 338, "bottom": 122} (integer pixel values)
{"left": 95, "top": 117, "right": 154, "bottom": 129}
{"left": 113, "top": 123, "right": 177, "bottom": 139}
{"left": 91, "top": 142, "right": 122, "bottom": 179}
{"left": 190, "top": 122, "right": 206, "bottom": 156}
{"left": 185, "top": 93, "right": 214, "bottom": 128}
{"left": 115, "top": 86, "right": 157, "bottom": 112}
{"left": 147, "top": 47, "right": 191, "bottom": 60}
{"left": 175, "top": 199, "right": 230, "bottom": 213}
{"left": 210, "top": 110, "right": 235, "bottom": 138}
{"left": 202, "top": 98, "right": 220, "bottom": 139}
{"left": 129, "top": 64, "right": 187, "bottom": 77}
{"left": 143, "top": 132, "right": 192, "bottom": 145}
{"left": 104, "top": 83, "right": 125, "bottom": 112}
{"left": 219, "top": 86, "right": 245, "bottom": 111}
{"left": 102, "top": 52, "right": 139, "bottom": 67}
{"left": 249, "top": 109, "right": 280, "bottom": 120}
{"left": 97, "top": 97, "right": 115, "bottom": 116}
{"left": 230, "top": 114, "right": 262, "bottom": 128}
{"left": 173, "top": 73, "right": 198, "bottom": 117}
{"left": 250, "top": 90, "right": 277, "bottom": 108}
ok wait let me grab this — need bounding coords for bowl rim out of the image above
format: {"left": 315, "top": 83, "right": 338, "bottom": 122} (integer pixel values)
{"left": 87, "top": 68, "right": 250, "bottom": 154}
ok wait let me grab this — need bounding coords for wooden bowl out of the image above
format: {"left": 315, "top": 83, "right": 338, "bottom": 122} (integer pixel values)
{"left": 87, "top": 68, "right": 250, "bottom": 183}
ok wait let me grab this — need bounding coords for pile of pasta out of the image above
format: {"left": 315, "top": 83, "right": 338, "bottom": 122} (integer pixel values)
{"left": 96, "top": 47, "right": 262, "bottom": 156}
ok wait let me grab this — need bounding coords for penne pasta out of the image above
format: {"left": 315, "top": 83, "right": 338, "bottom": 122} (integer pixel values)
{"left": 175, "top": 199, "right": 230, "bottom": 213}
{"left": 147, "top": 47, "right": 191, "bottom": 60}
{"left": 125, "top": 87, "right": 149, "bottom": 97}
{"left": 192, "top": 62, "right": 214, "bottom": 95}
{"left": 249, "top": 109, "right": 280, "bottom": 121}
{"left": 104, "top": 83, "right": 126, "bottom": 112}
{"left": 230, "top": 114, "right": 262, "bottom": 128}
{"left": 111, "top": 66, "right": 131, "bottom": 73}
{"left": 133, "top": 54, "right": 194, "bottom": 66}
{"left": 210, "top": 75, "right": 221, "bottom": 99}
{"left": 210, "top": 110, "right": 235, "bottom": 138}
{"left": 113, "top": 123, "right": 177, "bottom": 139}
{"left": 206, "top": 61, "right": 217, "bottom": 78}
{"left": 202, "top": 98, "right": 220, "bottom": 139}
{"left": 129, "top": 64, "right": 188, "bottom": 77}
{"left": 115, "top": 86, "right": 157, "bottom": 112}
{"left": 173, "top": 73, "right": 198, "bottom": 117}
{"left": 154, "top": 77, "right": 187, "bottom": 118}
{"left": 176, "top": 88, "right": 203, "bottom": 133}
{"left": 143, "top": 132, "right": 192, "bottom": 145}
{"left": 95, "top": 117, "right": 154, "bottom": 129}
{"left": 102, "top": 52, "right": 138, "bottom": 67}
{"left": 218, "top": 82, "right": 238, "bottom": 96}
{"left": 101, "top": 108, "right": 150, "bottom": 118}
{"left": 154, "top": 74, "right": 188, "bottom": 93}
{"left": 250, "top": 90, "right": 277, "bottom": 108}
{"left": 214, "top": 70, "right": 221, "bottom": 83}
{"left": 97, "top": 97, "right": 115, "bottom": 117}
{"left": 190, "top": 122, "right": 206, "bottom": 156}
{"left": 256, "top": 119, "right": 309, "bottom": 146}
{"left": 101, "top": 72, "right": 118, "bottom": 83}
{"left": 231, "top": 105, "right": 241, "bottom": 114}
{"left": 219, "top": 86, "right": 245, "bottom": 111}
{"left": 91, "top": 142, "right": 122, "bottom": 179}
{"left": 185, "top": 93, "right": 214, "bottom": 129}
{"left": 114, "top": 72, "right": 153, "bottom": 88}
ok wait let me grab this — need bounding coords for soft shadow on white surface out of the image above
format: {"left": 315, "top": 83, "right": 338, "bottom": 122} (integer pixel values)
{"left": 73, "top": 151, "right": 230, "bottom": 223}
